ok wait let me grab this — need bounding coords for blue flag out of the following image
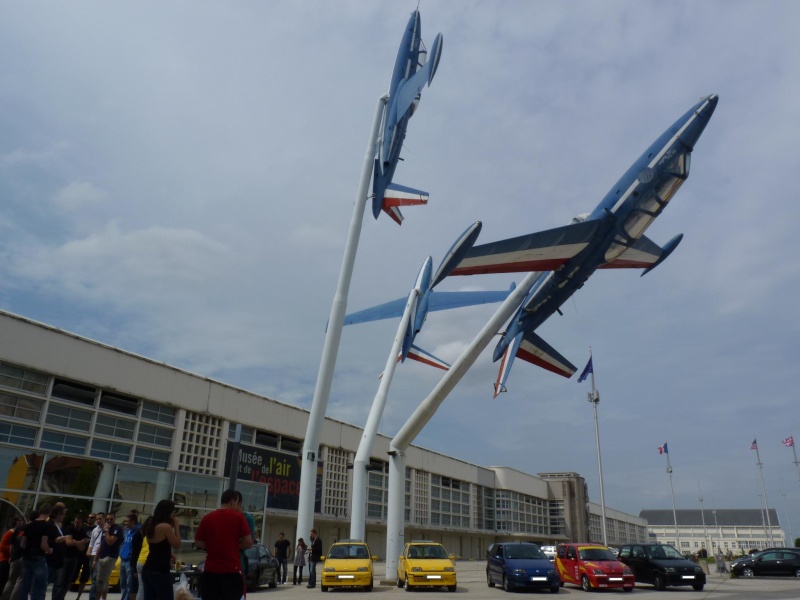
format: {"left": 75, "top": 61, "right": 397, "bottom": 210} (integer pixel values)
{"left": 577, "top": 357, "right": 593, "bottom": 383}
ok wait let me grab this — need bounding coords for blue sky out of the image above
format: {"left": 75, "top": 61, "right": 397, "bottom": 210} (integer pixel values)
{"left": 2, "top": 1, "right": 799, "bottom": 541}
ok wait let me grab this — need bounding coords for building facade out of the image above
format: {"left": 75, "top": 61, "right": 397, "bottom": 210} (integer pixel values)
{"left": 640, "top": 509, "right": 786, "bottom": 555}
{"left": 0, "top": 309, "right": 646, "bottom": 560}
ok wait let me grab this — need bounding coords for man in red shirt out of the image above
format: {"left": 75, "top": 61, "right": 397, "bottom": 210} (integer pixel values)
{"left": 195, "top": 490, "right": 253, "bottom": 600}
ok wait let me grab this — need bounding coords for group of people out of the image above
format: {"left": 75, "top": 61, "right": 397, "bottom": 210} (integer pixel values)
{"left": 0, "top": 491, "right": 335, "bottom": 600}
{"left": 271, "top": 529, "right": 322, "bottom": 587}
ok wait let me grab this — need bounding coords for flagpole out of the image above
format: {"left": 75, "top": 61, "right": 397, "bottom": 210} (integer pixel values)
{"left": 791, "top": 437, "right": 800, "bottom": 484}
{"left": 781, "top": 480, "right": 794, "bottom": 546}
{"left": 753, "top": 439, "right": 775, "bottom": 546}
{"left": 663, "top": 443, "right": 681, "bottom": 550}
{"left": 584, "top": 348, "right": 608, "bottom": 546}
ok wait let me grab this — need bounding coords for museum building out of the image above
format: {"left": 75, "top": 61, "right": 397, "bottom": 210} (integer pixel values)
{"left": 0, "top": 309, "right": 648, "bottom": 559}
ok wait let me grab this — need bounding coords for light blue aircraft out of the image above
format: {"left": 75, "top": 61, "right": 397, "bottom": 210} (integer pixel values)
{"left": 372, "top": 10, "right": 443, "bottom": 225}
{"left": 449, "top": 95, "right": 719, "bottom": 396}
{"left": 345, "top": 222, "right": 514, "bottom": 370}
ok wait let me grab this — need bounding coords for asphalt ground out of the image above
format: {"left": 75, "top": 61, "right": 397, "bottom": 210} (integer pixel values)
{"left": 71, "top": 560, "right": 800, "bottom": 600}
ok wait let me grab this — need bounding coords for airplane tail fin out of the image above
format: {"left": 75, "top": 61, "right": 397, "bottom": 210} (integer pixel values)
{"left": 381, "top": 183, "right": 429, "bottom": 225}
{"left": 406, "top": 344, "right": 450, "bottom": 371}
{"left": 493, "top": 335, "right": 522, "bottom": 398}
{"left": 516, "top": 331, "right": 577, "bottom": 378}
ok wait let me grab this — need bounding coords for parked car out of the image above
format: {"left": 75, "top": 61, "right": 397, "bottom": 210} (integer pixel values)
{"left": 197, "top": 543, "right": 278, "bottom": 591}
{"left": 730, "top": 549, "right": 800, "bottom": 578}
{"left": 541, "top": 546, "right": 557, "bottom": 562}
{"left": 555, "top": 543, "right": 634, "bottom": 592}
{"left": 618, "top": 543, "right": 706, "bottom": 591}
{"left": 71, "top": 557, "right": 120, "bottom": 592}
{"left": 321, "top": 539, "right": 376, "bottom": 592}
{"left": 397, "top": 540, "right": 457, "bottom": 591}
{"left": 486, "top": 542, "right": 560, "bottom": 593}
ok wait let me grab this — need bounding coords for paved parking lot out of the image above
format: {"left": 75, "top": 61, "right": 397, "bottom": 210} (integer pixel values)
{"left": 92, "top": 560, "right": 800, "bottom": 600}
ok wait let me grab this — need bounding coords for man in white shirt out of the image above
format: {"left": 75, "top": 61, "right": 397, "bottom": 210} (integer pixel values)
{"left": 84, "top": 513, "right": 105, "bottom": 600}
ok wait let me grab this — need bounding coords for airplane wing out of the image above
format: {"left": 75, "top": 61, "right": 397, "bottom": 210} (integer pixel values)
{"left": 425, "top": 289, "right": 514, "bottom": 312}
{"left": 343, "top": 298, "right": 407, "bottom": 326}
{"left": 344, "top": 288, "right": 513, "bottom": 326}
{"left": 394, "top": 60, "right": 434, "bottom": 121}
{"left": 599, "top": 235, "right": 664, "bottom": 269}
{"left": 450, "top": 219, "right": 602, "bottom": 276}
{"left": 515, "top": 331, "right": 577, "bottom": 379}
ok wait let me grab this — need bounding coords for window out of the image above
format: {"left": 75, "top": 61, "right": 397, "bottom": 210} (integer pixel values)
{"left": 99, "top": 392, "right": 139, "bottom": 416}
{"left": 141, "top": 401, "right": 175, "bottom": 425}
{"left": 0, "top": 392, "right": 43, "bottom": 422}
{"left": 134, "top": 447, "right": 169, "bottom": 469}
{"left": 45, "top": 404, "right": 92, "bottom": 432}
{"left": 40, "top": 430, "right": 87, "bottom": 455}
{"left": 138, "top": 423, "right": 173, "bottom": 447}
{"left": 51, "top": 379, "right": 96, "bottom": 407}
{"left": 227, "top": 425, "right": 254, "bottom": 444}
{"left": 0, "top": 422, "right": 36, "bottom": 446}
{"left": 0, "top": 363, "right": 49, "bottom": 396}
{"left": 95, "top": 414, "right": 136, "bottom": 440}
{"left": 255, "top": 431, "right": 278, "bottom": 448}
{"left": 91, "top": 440, "right": 132, "bottom": 462}
{"left": 281, "top": 436, "right": 302, "bottom": 454}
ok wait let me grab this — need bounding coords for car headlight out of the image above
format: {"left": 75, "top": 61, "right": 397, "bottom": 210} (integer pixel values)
{"left": 356, "top": 567, "right": 367, "bottom": 572}
{"left": 665, "top": 567, "right": 676, "bottom": 573}
{"left": 324, "top": 567, "right": 335, "bottom": 572}
{"left": 695, "top": 567, "right": 704, "bottom": 574}
{"left": 444, "top": 567, "right": 455, "bottom": 572}
{"left": 411, "top": 567, "right": 422, "bottom": 572}
{"left": 593, "top": 569, "right": 605, "bottom": 575}
{"left": 548, "top": 570, "right": 557, "bottom": 577}
{"left": 511, "top": 569, "right": 526, "bottom": 576}
{"left": 623, "top": 568, "right": 633, "bottom": 575}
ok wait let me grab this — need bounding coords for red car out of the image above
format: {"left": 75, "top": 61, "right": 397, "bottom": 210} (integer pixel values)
{"left": 555, "top": 543, "right": 634, "bottom": 592}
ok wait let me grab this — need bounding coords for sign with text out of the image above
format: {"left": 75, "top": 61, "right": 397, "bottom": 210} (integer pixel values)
{"left": 224, "top": 443, "right": 321, "bottom": 512}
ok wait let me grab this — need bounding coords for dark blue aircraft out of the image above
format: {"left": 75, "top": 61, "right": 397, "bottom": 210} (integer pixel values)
{"left": 372, "top": 10, "right": 443, "bottom": 225}
{"left": 450, "top": 95, "right": 719, "bottom": 396}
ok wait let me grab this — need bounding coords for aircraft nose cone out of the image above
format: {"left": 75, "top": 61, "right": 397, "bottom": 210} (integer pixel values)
{"left": 703, "top": 93, "right": 719, "bottom": 117}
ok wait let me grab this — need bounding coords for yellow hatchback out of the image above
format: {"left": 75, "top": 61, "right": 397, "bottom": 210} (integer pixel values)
{"left": 321, "top": 540, "right": 377, "bottom": 592}
{"left": 397, "top": 541, "right": 457, "bottom": 592}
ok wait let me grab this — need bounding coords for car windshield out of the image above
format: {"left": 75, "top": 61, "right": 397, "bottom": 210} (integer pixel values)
{"left": 506, "top": 546, "right": 547, "bottom": 560}
{"left": 409, "top": 545, "right": 448, "bottom": 559}
{"left": 647, "top": 545, "right": 683, "bottom": 560}
{"left": 579, "top": 548, "right": 616, "bottom": 561}
{"left": 328, "top": 545, "right": 369, "bottom": 559}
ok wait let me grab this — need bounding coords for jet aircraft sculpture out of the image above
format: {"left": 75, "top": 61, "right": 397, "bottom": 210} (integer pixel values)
{"left": 345, "top": 222, "right": 513, "bottom": 370}
{"left": 372, "top": 9, "right": 443, "bottom": 225}
{"left": 449, "top": 94, "right": 719, "bottom": 396}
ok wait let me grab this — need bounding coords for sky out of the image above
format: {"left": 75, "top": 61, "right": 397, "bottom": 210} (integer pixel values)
{"left": 1, "top": 0, "right": 799, "bottom": 541}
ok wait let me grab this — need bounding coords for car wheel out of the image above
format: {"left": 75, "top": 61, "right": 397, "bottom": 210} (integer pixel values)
{"left": 487, "top": 570, "right": 495, "bottom": 588}
{"left": 502, "top": 574, "right": 512, "bottom": 592}
{"left": 692, "top": 584, "right": 704, "bottom": 591}
{"left": 623, "top": 588, "right": 633, "bottom": 593}
{"left": 404, "top": 573, "right": 412, "bottom": 592}
{"left": 653, "top": 572, "right": 666, "bottom": 591}
{"left": 742, "top": 567, "right": 754, "bottom": 578}
{"left": 795, "top": 568, "right": 800, "bottom": 578}
{"left": 321, "top": 585, "right": 328, "bottom": 592}
{"left": 397, "top": 577, "right": 403, "bottom": 588}
{"left": 366, "top": 581, "right": 373, "bottom": 592}
{"left": 581, "top": 574, "right": 592, "bottom": 592}
{"left": 448, "top": 585, "right": 457, "bottom": 592}
{"left": 268, "top": 570, "right": 277, "bottom": 589}
{"left": 549, "top": 585, "right": 560, "bottom": 594}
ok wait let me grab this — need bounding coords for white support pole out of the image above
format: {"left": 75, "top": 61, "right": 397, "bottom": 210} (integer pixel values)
{"left": 350, "top": 289, "right": 417, "bottom": 541}
{"left": 383, "top": 271, "right": 542, "bottom": 581}
{"left": 586, "top": 349, "right": 607, "bottom": 546}
{"left": 296, "top": 94, "right": 388, "bottom": 540}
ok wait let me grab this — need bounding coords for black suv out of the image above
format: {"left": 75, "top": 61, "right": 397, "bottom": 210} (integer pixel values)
{"left": 618, "top": 544, "right": 706, "bottom": 591}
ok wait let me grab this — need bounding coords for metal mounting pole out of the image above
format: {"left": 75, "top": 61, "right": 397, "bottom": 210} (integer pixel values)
{"left": 586, "top": 349, "right": 607, "bottom": 546}
{"left": 295, "top": 94, "right": 388, "bottom": 541}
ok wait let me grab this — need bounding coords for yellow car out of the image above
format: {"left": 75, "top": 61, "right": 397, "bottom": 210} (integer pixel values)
{"left": 71, "top": 557, "right": 121, "bottom": 592}
{"left": 321, "top": 540, "right": 377, "bottom": 592}
{"left": 397, "top": 541, "right": 457, "bottom": 592}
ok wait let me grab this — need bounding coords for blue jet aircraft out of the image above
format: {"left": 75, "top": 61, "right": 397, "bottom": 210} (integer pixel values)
{"left": 373, "top": 10, "right": 443, "bottom": 225}
{"left": 345, "top": 222, "right": 514, "bottom": 370}
{"left": 449, "top": 94, "right": 719, "bottom": 396}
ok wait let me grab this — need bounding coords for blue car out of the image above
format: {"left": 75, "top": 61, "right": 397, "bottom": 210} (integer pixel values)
{"left": 487, "top": 542, "right": 560, "bottom": 593}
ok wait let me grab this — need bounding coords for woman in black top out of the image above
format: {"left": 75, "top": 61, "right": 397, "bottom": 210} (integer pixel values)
{"left": 141, "top": 500, "right": 181, "bottom": 600}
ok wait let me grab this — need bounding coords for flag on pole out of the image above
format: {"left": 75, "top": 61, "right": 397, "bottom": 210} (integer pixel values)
{"left": 783, "top": 436, "right": 794, "bottom": 448}
{"left": 577, "top": 357, "right": 593, "bottom": 383}
{"left": 658, "top": 442, "right": 668, "bottom": 455}
{"left": 750, "top": 438, "right": 758, "bottom": 450}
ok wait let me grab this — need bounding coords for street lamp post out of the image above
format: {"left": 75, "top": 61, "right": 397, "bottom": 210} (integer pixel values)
{"left": 698, "top": 483, "right": 710, "bottom": 557}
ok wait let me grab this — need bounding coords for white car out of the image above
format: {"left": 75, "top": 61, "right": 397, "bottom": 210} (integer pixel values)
{"left": 540, "top": 546, "right": 556, "bottom": 561}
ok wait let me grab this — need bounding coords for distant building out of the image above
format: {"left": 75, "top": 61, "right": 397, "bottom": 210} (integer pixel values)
{"left": 589, "top": 502, "right": 648, "bottom": 546}
{"left": 640, "top": 509, "right": 785, "bottom": 554}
